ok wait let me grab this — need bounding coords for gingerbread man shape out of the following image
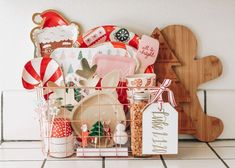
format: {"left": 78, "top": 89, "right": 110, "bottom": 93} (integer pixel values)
{"left": 159, "top": 25, "right": 223, "bottom": 142}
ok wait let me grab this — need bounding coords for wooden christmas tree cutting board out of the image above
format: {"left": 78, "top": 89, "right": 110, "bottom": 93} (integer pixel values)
{"left": 151, "top": 28, "right": 195, "bottom": 136}
{"left": 152, "top": 25, "right": 223, "bottom": 142}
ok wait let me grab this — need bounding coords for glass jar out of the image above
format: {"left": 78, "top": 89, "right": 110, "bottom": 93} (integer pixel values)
{"left": 130, "top": 92, "right": 150, "bottom": 157}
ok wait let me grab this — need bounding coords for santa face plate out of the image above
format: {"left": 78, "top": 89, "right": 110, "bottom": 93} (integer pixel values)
{"left": 31, "top": 10, "right": 80, "bottom": 57}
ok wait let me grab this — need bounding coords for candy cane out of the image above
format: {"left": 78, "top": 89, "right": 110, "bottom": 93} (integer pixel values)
{"left": 22, "top": 57, "right": 64, "bottom": 98}
{"left": 77, "top": 25, "right": 140, "bottom": 49}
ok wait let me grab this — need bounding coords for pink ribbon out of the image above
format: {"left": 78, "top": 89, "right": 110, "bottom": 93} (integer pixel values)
{"left": 149, "top": 79, "right": 177, "bottom": 110}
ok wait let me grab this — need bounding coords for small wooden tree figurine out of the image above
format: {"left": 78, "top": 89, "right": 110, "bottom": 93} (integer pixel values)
{"left": 89, "top": 121, "right": 104, "bottom": 147}
{"left": 151, "top": 28, "right": 194, "bottom": 134}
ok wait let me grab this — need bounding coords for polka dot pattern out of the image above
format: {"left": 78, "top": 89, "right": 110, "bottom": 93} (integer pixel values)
{"left": 51, "top": 118, "right": 72, "bottom": 138}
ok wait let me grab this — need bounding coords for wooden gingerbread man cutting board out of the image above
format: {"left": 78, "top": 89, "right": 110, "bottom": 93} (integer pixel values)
{"left": 152, "top": 25, "right": 223, "bottom": 142}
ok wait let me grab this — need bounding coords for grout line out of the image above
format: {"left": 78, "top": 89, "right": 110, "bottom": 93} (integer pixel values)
{"left": 178, "top": 139, "right": 203, "bottom": 142}
{"left": 160, "top": 155, "right": 167, "bottom": 168}
{"left": 206, "top": 143, "right": 230, "bottom": 168}
{"left": 204, "top": 90, "right": 207, "bottom": 114}
{"left": 102, "top": 157, "right": 105, "bottom": 168}
{"left": 3, "top": 140, "right": 41, "bottom": 142}
{"left": 208, "top": 139, "right": 235, "bottom": 141}
{"left": 1, "top": 91, "right": 4, "bottom": 144}
{"left": 0, "top": 160, "right": 44, "bottom": 162}
{"left": 41, "top": 159, "right": 47, "bottom": 168}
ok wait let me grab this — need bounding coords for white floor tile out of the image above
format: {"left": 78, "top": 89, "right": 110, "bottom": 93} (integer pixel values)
{"left": 0, "top": 161, "right": 43, "bottom": 168}
{"left": 47, "top": 155, "right": 102, "bottom": 161}
{"left": 0, "top": 148, "right": 44, "bottom": 161}
{"left": 214, "top": 147, "right": 235, "bottom": 159}
{"left": 44, "top": 160, "right": 102, "bottom": 168}
{"left": 209, "top": 140, "right": 235, "bottom": 147}
{"left": 224, "top": 159, "right": 235, "bottom": 168}
{"left": 207, "top": 90, "right": 235, "bottom": 139}
{"left": 105, "top": 156, "right": 160, "bottom": 160}
{"left": 179, "top": 141, "right": 207, "bottom": 148}
{"left": 105, "top": 159, "right": 164, "bottom": 168}
{"left": 165, "top": 159, "right": 226, "bottom": 168}
{"left": 163, "top": 146, "right": 217, "bottom": 159}
{"left": 0, "top": 142, "right": 41, "bottom": 149}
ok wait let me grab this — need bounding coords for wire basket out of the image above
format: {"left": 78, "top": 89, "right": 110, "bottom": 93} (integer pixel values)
{"left": 35, "top": 85, "right": 172, "bottom": 158}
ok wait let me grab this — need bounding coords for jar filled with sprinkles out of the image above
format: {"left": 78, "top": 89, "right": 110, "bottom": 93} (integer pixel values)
{"left": 130, "top": 92, "right": 150, "bottom": 156}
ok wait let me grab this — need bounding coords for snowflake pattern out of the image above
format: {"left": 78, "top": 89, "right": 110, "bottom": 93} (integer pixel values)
{"left": 114, "top": 28, "right": 130, "bottom": 42}
{"left": 49, "top": 106, "right": 60, "bottom": 116}
{"left": 34, "top": 100, "right": 48, "bottom": 115}
{"left": 131, "top": 79, "right": 143, "bottom": 87}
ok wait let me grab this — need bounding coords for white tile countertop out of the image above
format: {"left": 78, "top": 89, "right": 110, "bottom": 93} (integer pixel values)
{"left": 0, "top": 140, "right": 234, "bottom": 168}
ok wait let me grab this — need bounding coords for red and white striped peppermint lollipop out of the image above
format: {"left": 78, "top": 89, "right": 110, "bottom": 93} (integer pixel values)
{"left": 22, "top": 57, "right": 64, "bottom": 98}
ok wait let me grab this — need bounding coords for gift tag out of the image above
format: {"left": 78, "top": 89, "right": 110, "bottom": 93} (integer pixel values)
{"left": 142, "top": 102, "right": 178, "bottom": 154}
{"left": 136, "top": 35, "right": 159, "bottom": 73}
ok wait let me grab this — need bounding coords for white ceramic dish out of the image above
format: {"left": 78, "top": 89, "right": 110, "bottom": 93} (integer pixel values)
{"left": 50, "top": 133, "right": 74, "bottom": 144}
{"left": 49, "top": 134, "right": 74, "bottom": 158}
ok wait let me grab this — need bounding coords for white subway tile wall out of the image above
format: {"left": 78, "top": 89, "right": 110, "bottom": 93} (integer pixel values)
{"left": 207, "top": 90, "right": 235, "bottom": 139}
{"left": 1, "top": 89, "right": 231, "bottom": 140}
{"left": 2, "top": 90, "right": 40, "bottom": 140}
